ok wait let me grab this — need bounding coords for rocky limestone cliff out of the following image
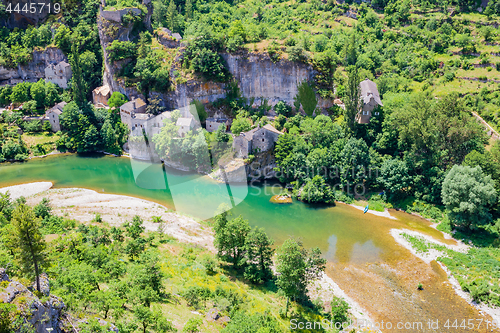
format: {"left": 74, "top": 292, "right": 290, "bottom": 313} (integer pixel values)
{"left": 0, "top": 47, "right": 66, "bottom": 85}
{"left": 98, "top": 4, "right": 149, "bottom": 94}
{"left": 98, "top": 9, "right": 332, "bottom": 111}
{"left": 105, "top": 50, "right": 332, "bottom": 111}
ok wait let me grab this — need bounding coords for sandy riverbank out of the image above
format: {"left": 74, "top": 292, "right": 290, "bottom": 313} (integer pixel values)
{"left": 391, "top": 228, "right": 500, "bottom": 324}
{"left": 1, "top": 182, "right": 215, "bottom": 251}
{"left": 349, "top": 204, "right": 397, "bottom": 220}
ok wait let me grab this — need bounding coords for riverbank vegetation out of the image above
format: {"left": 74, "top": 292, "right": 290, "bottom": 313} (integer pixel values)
{"left": 402, "top": 232, "right": 500, "bottom": 308}
{"left": 0, "top": 194, "right": 349, "bottom": 332}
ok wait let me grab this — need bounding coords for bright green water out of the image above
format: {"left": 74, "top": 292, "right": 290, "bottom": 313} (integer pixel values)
{"left": 0, "top": 153, "right": 384, "bottom": 263}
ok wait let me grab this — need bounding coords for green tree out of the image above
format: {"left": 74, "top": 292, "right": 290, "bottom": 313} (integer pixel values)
{"left": 377, "top": 158, "right": 412, "bottom": 198}
{"left": 166, "top": 0, "right": 178, "bottom": 32}
{"left": 184, "top": 0, "right": 193, "bottom": 20}
{"left": 10, "top": 82, "right": 32, "bottom": 104}
{"left": 108, "top": 92, "right": 127, "bottom": 108}
{"left": 274, "top": 101, "right": 292, "bottom": 117}
{"left": 125, "top": 215, "right": 145, "bottom": 239}
{"left": 146, "top": 97, "right": 165, "bottom": 116}
{"left": 339, "top": 137, "right": 370, "bottom": 186}
{"left": 301, "top": 175, "right": 335, "bottom": 204}
{"left": 441, "top": 165, "right": 497, "bottom": 230}
{"left": 83, "top": 125, "right": 101, "bottom": 152}
{"left": 230, "top": 117, "right": 252, "bottom": 135}
{"left": 33, "top": 198, "right": 51, "bottom": 220}
{"left": 343, "top": 65, "right": 360, "bottom": 134}
{"left": 294, "top": 81, "right": 317, "bottom": 117}
{"left": 214, "top": 214, "right": 250, "bottom": 268}
{"left": 243, "top": 228, "right": 274, "bottom": 284}
{"left": 12, "top": 204, "right": 47, "bottom": 292}
{"left": 276, "top": 238, "right": 326, "bottom": 316}
{"left": 44, "top": 82, "right": 60, "bottom": 107}
{"left": 69, "top": 42, "right": 87, "bottom": 108}
{"left": 30, "top": 79, "right": 46, "bottom": 108}
{"left": 462, "top": 150, "right": 500, "bottom": 186}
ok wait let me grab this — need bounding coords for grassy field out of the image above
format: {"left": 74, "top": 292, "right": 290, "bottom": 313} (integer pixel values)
{"left": 21, "top": 131, "right": 60, "bottom": 156}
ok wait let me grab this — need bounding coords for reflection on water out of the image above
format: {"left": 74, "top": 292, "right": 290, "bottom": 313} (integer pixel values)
{"left": 324, "top": 235, "right": 382, "bottom": 263}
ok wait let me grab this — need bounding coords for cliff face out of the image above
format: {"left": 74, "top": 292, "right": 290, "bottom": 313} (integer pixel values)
{"left": 107, "top": 51, "right": 332, "bottom": 110}
{"left": 0, "top": 47, "right": 66, "bottom": 85}
{"left": 98, "top": 7, "right": 140, "bottom": 93}
{"left": 99, "top": 10, "right": 332, "bottom": 110}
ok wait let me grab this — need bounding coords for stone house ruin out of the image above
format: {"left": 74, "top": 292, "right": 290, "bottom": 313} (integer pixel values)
{"left": 206, "top": 117, "right": 228, "bottom": 132}
{"left": 356, "top": 78, "right": 383, "bottom": 124}
{"left": 45, "top": 61, "right": 72, "bottom": 89}
{"left": 233, "top": 124, "right": 282, "bottom": 158}
{"left": 92, "top": 85, "right": 111, "bottom": 107}
{"left": 45, "top": 102, "right": 67, "bottom": 132}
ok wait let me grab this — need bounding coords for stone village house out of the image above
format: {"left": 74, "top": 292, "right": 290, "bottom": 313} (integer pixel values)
{"left": 45, "top": 61, "right": 72, "bottom": 89}
{"left": 233, "top": 124, "right": 282, "bottom": 158}
{"left": 45, "top": 101, "right": 67, "bottom": 132}
{"left": 355, "top": 78, "right": 383, "bottom": 124}
{"left": 92, "top": 85, "right": 111, "bottom": 107}
{"left": 119, "top": 98, "right": 148, "bottom": 131}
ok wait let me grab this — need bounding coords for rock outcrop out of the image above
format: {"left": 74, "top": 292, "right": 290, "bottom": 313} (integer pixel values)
{"left": 0, "top": 47, "right": 67, "bottom": 85}
{"left": 0, "top": 276, "right": 66, "bottom": 332}
{"left": 0, "top": 269, "right": 117, "bottom": 333}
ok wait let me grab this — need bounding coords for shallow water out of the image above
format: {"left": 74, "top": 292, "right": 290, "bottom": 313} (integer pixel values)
{"left": 0, "top": 154, "right": 497, "bottom": 332}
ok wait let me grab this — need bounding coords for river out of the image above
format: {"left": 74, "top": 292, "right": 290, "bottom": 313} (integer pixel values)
{"left": 0, "top": 153, "right": 497, "bottom": 332}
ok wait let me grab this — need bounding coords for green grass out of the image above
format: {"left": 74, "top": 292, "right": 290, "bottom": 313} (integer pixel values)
{"left": 22, "top": 131, "right": 60, "bottom": 156}
{"left": 402, "top": 231, "right": 500, "bottom": 308}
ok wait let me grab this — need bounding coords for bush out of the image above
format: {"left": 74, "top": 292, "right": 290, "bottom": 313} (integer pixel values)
{"left": 287, "top": 46, "right": 306, "bottom": 62}
{"left": 274, "top": 101, "right": 292, "bottom": 117}
{"left": 106, "top": 40, "right": 137, "bottom": 63}
{"left": 267, "top": 41, "right": 281, "bottom": 62}
{"left": 191, "top": 48, "right": 229, "bottom": 82}
{"left": 182, "top": 317, "right": 203, "bottom": 333}
{"left": 331, "top": 296, "right": 349, "bottom": 324}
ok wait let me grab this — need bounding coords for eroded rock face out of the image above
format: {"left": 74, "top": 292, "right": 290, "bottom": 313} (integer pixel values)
{"left": 0, "top": 267, "right": 9, "bottom": 282}
{"left": 0, "top": 47, "right": 67, "bottom": 85}
{"left": 0, "top": 269, "right": 75, "bottom": 333}
{"left": 106, "top": 51, "right": 332, "bottom": 111}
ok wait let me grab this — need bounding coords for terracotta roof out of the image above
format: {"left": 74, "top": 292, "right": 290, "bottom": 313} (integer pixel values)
{"left": 93, "top": 85, "right": 110, "bottom": 96}
{"left": 360, "top": 79, "right": 383, "bottom": 106}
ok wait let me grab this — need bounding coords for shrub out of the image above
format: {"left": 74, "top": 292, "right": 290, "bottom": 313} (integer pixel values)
{"left": 182, "top": 317, "right": 203, "bottom": 333}
{"left": 287, "top": 46, "right": 306, "bottom": 63}
{"left": 106, "top": 40, "right": 137, "bottom": 63}
{"left": 191, "top": 48, "right": 229, "bottom": 82}
{"left": 331, "top": 296, "right": 349, "bottom": 324}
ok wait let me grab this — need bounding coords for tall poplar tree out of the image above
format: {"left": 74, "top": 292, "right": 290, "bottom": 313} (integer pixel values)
{"left": 69, "top": 42, "right": 87, "bottom": 108}
{"left": 12, "top": 204, "right": 46, "bottom": 292}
